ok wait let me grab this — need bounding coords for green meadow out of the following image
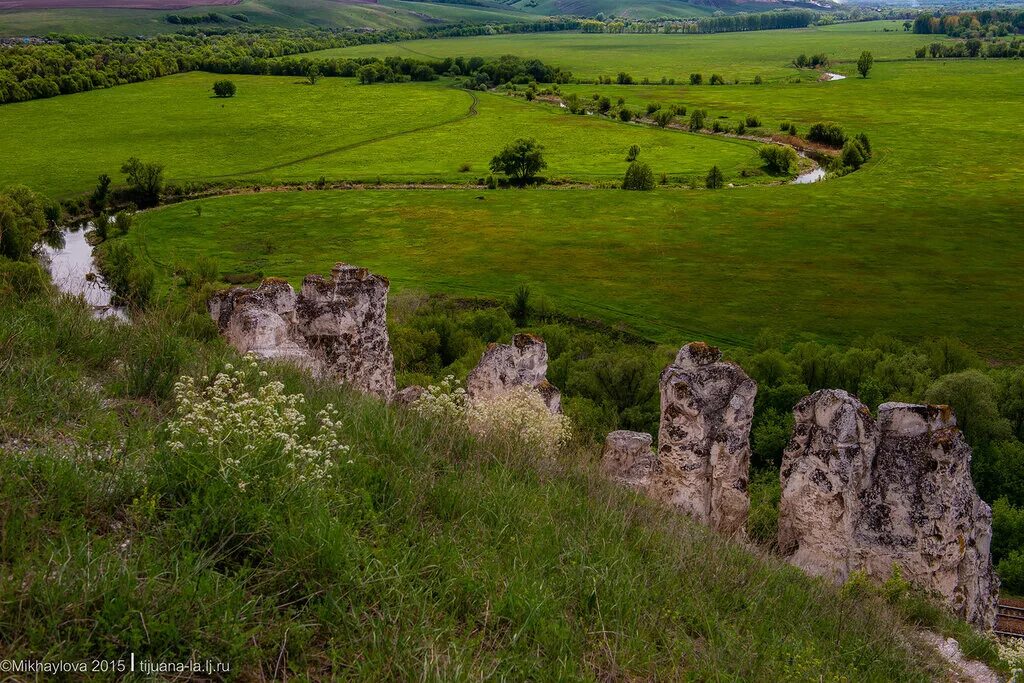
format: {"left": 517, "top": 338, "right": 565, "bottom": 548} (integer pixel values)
{"left": 311, "top": 21, "right": 958, "bottom": 81}
{"left": 127, "top": 56, "right": 1024, "bottom": 360}
{"left": 0, "top": 72, "right": 760, "bottom": 197}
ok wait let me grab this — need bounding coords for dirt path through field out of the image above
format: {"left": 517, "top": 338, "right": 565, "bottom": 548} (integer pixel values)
{"left": 217, "top": 89, "right": 479, "bottom": 178}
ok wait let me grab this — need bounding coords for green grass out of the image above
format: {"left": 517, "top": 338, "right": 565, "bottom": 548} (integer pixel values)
{"left": 0, "top": 0, "right": 533, "bottom": 37}
{"left": 311, "top": 21, "right": 958, "bottom": 81}
{"left": 0, "top": 72, "right": 762, "bottom": 197}
{"left": 98, "top": 48, "right": 1019, "bottom": 360}
{"left": 0, "top": 288, "right": 968, "bottom": 679}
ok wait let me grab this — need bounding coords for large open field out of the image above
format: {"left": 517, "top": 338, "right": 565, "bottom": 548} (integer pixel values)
{"left": 0, "top": 73, "right": 762, "bottom": 196}
{"left": 3, "top": 27, "right": 1023, "bottom": 359}
{"left": 310, "top": 21, "right": 959, "bottom": 81}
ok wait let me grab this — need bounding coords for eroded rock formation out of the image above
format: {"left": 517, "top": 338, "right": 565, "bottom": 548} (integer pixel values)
{"left": 601, "top": 430, "right": 655, "bottom": 490}
{"left": 466, "top": 333, "right": 561, "bottom": 413}
{"left": 779, "top": 395, "right": 997, "bottom": 627}
{"left": 858, "top": 402, "right": 997, "bottom": 628}
{"left": 778, "top": 389, "right": 876, "bottom": 581}
{"left": 208, "top": 263, "right": 396, "bottom": 399}
{"left": 648, "top": 342, "right": 757, "bottom": 535}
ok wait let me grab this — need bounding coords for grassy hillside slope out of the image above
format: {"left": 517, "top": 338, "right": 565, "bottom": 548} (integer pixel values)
{"left": 0, "top": 287, "right": 988, "bottom": 679}
{"left": 0, "top": 0, "right": 533, "bottom": 36}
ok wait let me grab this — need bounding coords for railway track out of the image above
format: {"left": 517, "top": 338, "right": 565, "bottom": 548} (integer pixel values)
{"left": 995, "top": 602, "right": 1024, "bottom": 638}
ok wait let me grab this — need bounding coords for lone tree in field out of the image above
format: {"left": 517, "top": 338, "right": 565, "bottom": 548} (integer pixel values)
{"left": 306, "top": 64, "right": 321, "bottom": 86}
{"left": 212, "top": 79, "right": 236, "bottom": 98}
{"left": 705, "top": 165, "right": 724, "bottom": 189}
{"left": 857, "top": 51, "right": 874, "bottom": 78}
{"left": 626, "top": 144, "right": 640, "bottom": 162}
{"left": 622, "top": 161, "right": 655, "bottom": 191}
{"left": 489, "top": 138, "right": 547, "bottom": 185}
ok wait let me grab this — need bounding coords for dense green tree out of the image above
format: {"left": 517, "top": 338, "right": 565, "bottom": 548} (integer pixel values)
{"left": 89, "top": 173, "right": 111, "bottom": 214}
{"left": 120, "top": 157, "right": 164, "bottom": 207}
{"left": 489, "top": 139, "right": 547, "bottom": 185}
{"left": 856, "top": 51, "right": 874, "bottom": 78}
{"left": 841, "top": 140, "right": 868, "bottom": 169}
{"left": 705, "top": 165, "right": 724, "bottom": 189}
{"left": 625, "top": 144, "right": 640, "bottom": 162}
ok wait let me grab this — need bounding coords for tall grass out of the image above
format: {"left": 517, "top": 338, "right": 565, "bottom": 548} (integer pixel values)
{"left": 0, "top": 291, "right": 975, "bottom": 679}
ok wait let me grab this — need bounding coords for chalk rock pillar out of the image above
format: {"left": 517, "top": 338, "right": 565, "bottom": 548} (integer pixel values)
{"left": 778, "top": 389, "right": 876, "bottom": 581}
{"left": 649, "top": 342, "right": 757, "bottom": 535}
{"left": 601, "top": 430, "right": 656, "bottom": 490}
{"left": 297, "top": 263, "right": 396, "bottom": 399}
{"left": 208, "top": 264, "right": 396, "bottom": 400}
{"left": 466, "top": 333, "right": 561, "bottom": 413}
{"left": 857, "top": 402, "right": 997, "bottom": 627}
{"left": 207, "top": 279, "right": 314, "bottom": 368}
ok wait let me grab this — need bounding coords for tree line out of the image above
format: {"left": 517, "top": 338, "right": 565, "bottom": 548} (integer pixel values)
{"left": 0, "top": 21, "right": 579, "bottom": 105}
{"left": 912, "top": 9, "right": 1024, "bottom": 37}
{"left": 915, "top": 37, "right": 1022, "bottom": 59}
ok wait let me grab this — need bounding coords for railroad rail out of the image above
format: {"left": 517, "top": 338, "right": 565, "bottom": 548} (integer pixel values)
{"left": 995, "top": 602, "right": 1024, "bottom": 639}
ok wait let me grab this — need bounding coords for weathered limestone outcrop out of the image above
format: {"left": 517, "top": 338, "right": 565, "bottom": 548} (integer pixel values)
{"left": 779, "top": 395, "right": 998, "bottom": 627}
{"left": 648, "top": 342, "right": 757, "bottom": 535}
{"left": 778, "top": 389, "right": 876, "bottom": 580}
{"left": 465, "top": 333, "right": 561, "bottom": 413}
{"left": 601, "top": 430, "right": 655, "bottom": 490}
{"left": 208, "top": 263, "right": 396, "bottom": 399}
{"left": 857, "top": 402, "right": 997, "bottom": 628}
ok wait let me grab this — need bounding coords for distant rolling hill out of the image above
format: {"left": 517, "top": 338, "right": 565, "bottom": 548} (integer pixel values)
{"left": 0, "top": 0, "right": 822, "bottom": 36}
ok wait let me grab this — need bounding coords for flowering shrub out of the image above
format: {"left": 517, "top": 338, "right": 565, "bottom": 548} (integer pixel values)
{"left": 998, "top": 638, "right": 1024, "bottom": 680}
{"left": 412, "top": 375, "right": 468, "bottom": 422}
{"left": 413, "top": 377, "right": 571, "bottom": 455}
{"left": 167, "top": 356, "right": 348, "bottom": 491}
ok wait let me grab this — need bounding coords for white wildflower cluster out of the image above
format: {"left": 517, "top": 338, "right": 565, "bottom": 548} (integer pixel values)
{"left": 998, "top": 636, "right": 1024, "bottom": 680}
{"left": 167, "top": 355, "right": 348, "bottom": 489}
{"left": 468, "top": 386, "right": 572, "bottom": 455}
{"left": 412, "top": 375, "right": 468, "bottom": 422}
{"left": 413, "top": 377, "right": 571, "bottom": 455}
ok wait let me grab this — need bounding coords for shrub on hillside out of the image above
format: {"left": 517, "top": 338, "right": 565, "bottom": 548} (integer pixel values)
{"left": 212, "top": 79, "right": 236, "bottom": 98}
{"left": 689, "top": 73, "right": 703, "bottom": 85}
{"left": 622, "top": 162, "right": 655, "bottom": 191}
{"left": 625, "top": 144, "right": 640, "bottom": 162}
{"left": 413, "top": 378, "right": 571, "bottom": 455}
{"left": 688, "top": 109, "right": 707, "bottom": 132}
{"left": 652, "top": 110, "right": 674, "bottom": 127}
